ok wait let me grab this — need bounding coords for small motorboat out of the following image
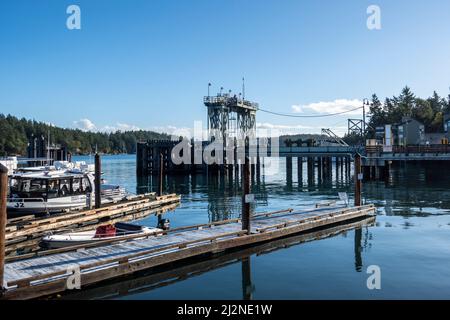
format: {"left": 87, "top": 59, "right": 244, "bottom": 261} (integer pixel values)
{"left": 40, "top": 222, "right": 162, "bottom": 249}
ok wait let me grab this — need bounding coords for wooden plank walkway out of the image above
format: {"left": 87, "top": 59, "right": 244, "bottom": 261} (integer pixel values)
{"left": 1, "top": 204, "right": 375, "bottom": 300}
{"left": 60, "top": 215, "right": 376, "bottom": 300}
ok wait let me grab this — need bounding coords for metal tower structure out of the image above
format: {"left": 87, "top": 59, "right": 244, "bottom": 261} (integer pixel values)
{"left": 348, "top": 119, "right": 364, "bottom": 136}
{"left": 204, "top": 93, "right": 258, "bottom": 141}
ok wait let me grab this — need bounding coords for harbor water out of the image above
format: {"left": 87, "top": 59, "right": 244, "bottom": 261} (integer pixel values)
{"left": 65, "top": 154, "right": 450, "bottom": 300}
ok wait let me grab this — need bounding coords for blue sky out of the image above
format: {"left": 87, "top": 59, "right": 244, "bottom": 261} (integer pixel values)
{"left": 1, "top": 0, "right": 450, "bottom": 136}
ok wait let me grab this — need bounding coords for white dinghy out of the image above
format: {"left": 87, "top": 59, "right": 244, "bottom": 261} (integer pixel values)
{"left": 40, "top": 222, "right": 162, "bottom": 249}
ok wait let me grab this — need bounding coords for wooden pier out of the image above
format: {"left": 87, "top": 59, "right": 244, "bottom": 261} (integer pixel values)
{"left": 0, "top": 204, "right": 375, "bottom": 300}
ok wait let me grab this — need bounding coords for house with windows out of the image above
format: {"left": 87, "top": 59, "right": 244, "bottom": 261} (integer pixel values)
{"left": 393, "top": 117, "right": 425, "bottom": 146}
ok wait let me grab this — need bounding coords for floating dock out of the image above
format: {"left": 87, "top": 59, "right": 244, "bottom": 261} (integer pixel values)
{"left": 0, "top": 204, "right": 375, "bottom": 300}
{"left": 59, "top": 215, "right": 376, "bottom": 300}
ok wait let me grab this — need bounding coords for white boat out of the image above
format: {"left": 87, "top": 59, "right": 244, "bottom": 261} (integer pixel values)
{"left": 40, "top": 222, "right": 162, "bottom": 249}
{"left": 7, "top": 164, "right": 129, "bottom": 216}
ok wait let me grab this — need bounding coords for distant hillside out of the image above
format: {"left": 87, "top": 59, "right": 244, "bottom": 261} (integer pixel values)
{"left": 0, "top": 114, "right": 170, "bottom": 156}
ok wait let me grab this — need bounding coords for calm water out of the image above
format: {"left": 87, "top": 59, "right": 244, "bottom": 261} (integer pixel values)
{"left": 66, "top": 154, "right": 450, "bottom": 300}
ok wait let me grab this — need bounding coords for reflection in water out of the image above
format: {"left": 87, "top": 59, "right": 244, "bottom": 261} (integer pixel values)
{"left": 354, "top": 228, "right": 362, "bottom": 272}
{"left": 241, "top": 257, "right": 253, "bottom": 300}
{"left": 57, "top": 216, "right": 375, "bottom": 300}
{"left": 136, "top": 158, "right": 354, "bottom": 223}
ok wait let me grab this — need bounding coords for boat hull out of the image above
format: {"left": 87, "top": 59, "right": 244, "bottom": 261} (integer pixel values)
{"left": 40, "top": 226, "right": 161, "bottom": 249}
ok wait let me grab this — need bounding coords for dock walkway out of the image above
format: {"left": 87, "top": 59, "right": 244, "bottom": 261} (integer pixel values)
{"left": 1, "top": 204, "right": 375, "bottom": 299}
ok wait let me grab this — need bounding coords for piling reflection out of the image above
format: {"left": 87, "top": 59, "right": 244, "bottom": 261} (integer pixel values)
{"left": 57, "top": 216, "right": 375, "bottom": 300}
{"left": 137, "top": 158, "right": 355, "bottom": 223}
{"left": 354, "top": 228, "right": 362, "bottom": 272}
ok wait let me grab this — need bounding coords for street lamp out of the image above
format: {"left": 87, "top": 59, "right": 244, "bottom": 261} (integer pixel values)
{"left": 362, "top": 98, "right": 370, "bottom": 135}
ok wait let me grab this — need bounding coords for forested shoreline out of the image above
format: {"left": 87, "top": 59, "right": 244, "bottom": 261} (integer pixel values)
{"left": 0, "top": 114, "right": 170, "bottom": 156}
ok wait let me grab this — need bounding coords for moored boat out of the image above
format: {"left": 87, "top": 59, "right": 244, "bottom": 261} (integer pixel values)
{"left": 40, "top": 222, "right": 162, "bottom": 249}
{"left": 7, "top": 163, "right": 129, "bottom": 216}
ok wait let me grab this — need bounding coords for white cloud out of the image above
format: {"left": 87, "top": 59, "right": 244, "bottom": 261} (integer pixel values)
{"left": 73, "top": 118, "right": 96, "bottom": 131}
{"left": 73, "top": 119, "right": 142, "bottom": 133}
{"left": 103, "top": 123, "right": 141, "bottom": 132}
{"left": 291, "top": 99, "right": 363, "bottom": 115}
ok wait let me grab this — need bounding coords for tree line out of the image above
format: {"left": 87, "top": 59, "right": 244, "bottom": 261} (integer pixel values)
{"left": 0, "top": 114, "right": 170, "bottom": 156}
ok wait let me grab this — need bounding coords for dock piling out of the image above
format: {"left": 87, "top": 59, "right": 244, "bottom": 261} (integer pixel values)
{"left": 0, "top": 164, "right": 7, "bottom": 293}
{"left": 242, "top": 156, "right": 251, "bottom": 234}
{"left": 94, "top": 153, "right": 101, "bottom": 209}
{"left": 159, "top": 153, "right": 164, "bottom": 196}
{"left": 354, "top": 153, "right": 362, "bottom": 206}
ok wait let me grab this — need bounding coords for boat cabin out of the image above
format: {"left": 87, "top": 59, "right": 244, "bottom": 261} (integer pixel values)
{"left": 9, "top": 171, "right": 94, "bottom": 201}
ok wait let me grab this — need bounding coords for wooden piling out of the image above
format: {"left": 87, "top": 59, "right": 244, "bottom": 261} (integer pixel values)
{"left": 159, "top": 153, "right": 164, "bottom": 196}
{"left": 242, "top": 156, "right": 251, "bottom": 234}
{"left": 355, "top": 153, "right": 362, "bottom": 206}
{"left": 297, "top": 157, "right": 303, "bottom": 184}
{"left": 286, "top": 156, "right": 292, "bottom": 186}
{"left": 94, "top": 154, "right": 101, "bottom": 209}
{"left": 0, "top": 164, "right": 7, "bottom": 292}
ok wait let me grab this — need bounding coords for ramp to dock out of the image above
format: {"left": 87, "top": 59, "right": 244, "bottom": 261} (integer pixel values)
{"left": 1, "top": 204, "right": 375, "bottom": 300}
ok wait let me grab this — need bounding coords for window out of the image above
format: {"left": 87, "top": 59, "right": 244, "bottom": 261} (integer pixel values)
{"left": 28, "top": 179, "right": 47, "bottom": 196}
{"left": 82, "top": 177, "right": 92, "bottom": 193}
{"left": 59, "top": 179, "right": 71, "bottom": 196}
{"left": 73, "top": 178, "right": 82, "bottom": 194}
